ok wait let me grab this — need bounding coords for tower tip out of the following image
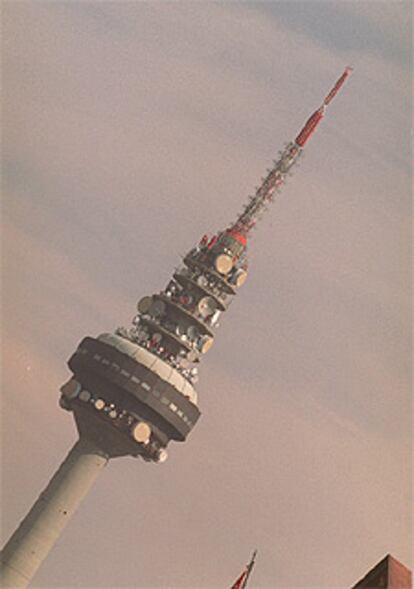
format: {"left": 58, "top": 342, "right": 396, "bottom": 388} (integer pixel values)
{"left": 323, "top": 66, "right": 353, "bottom": 107}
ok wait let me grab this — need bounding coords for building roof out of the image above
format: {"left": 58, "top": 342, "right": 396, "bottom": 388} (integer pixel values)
{"left": 351, "top": 554, "right": 412, "bottom": 588}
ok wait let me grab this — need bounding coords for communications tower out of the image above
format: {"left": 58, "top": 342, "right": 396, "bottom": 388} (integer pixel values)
{"left": 0, "top": 68, "right": 352, "bottom": 588}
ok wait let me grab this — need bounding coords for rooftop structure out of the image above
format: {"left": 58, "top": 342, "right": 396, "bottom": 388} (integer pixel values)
{"left": 351, "top": 554, "right": 412, "bottom": 588}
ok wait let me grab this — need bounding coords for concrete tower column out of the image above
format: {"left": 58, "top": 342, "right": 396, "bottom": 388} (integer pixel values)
{"left": 0, "top": 438, "right": 108, "bottom": 588}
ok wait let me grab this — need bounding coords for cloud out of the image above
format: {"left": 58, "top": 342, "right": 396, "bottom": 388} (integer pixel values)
{"left": 250, "top": 1, "right": 412, "bottom": 66}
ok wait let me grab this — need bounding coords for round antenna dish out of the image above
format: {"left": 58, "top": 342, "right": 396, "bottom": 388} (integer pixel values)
{"left": 157, "top": 449, "right": 168, "bottom": 463}
{"left": 79, "top": 390, "right": 91, "bottom": 403}
{"left": 215, "top": 253, "right": 233, "bottom": 275}
{"left": 150, "top": 299, "right": 166, "bottom": 317}
{"left": 94, "top": 399, "right": 105, "bottom": 410}
{"left": 233, "top": 269, "right": 248, "bottom": 287}
{"left": 199, "top": 335, "right": 214, "bottom": 354}
{"left": 137, "top": 296, "right": 153, "bottom": 314}
{"left": 60, "top": 379, "right": 81, "bottom": 399}
{"left": 132, "top": 421, "right": 151, "bottom": 444}
{"left": 197, "top": 275, "right": 208, "bottom": 288}
{"left": 198, "top": 296, "right": 217, "bottom": 318}
{"left": 175, "top": 322, "right": 186, "bottom": 336}
{"left": 210, "top": 310, "right": 220, "bottom": 325}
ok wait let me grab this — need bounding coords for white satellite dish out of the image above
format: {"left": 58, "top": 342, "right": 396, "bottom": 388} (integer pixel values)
{"left": 94, "top": 399, "right": 105, "bottom": 411}
{"left": 199, "top": 335, "right": 214, "bottom": 354}
{"left": 197, "top": 274, "right": 208, "bottom": 288}
{"left": 215, "top": 253, "right": 233, "bottom": 275}
{"left": 198, "top": 296, "right": 217, "bottom": 318}
{"left": 132, "top": 421, "right": 151, "bottom": 444}
{"left": 232, "top": 269, "right": 248, "bottom": 287}
{"left": 175, "top": 323, "right": 186, "bottom": 336}
{"left": 210, "top": 310, "right": 221, "bottom": 325}
{"left": 157, "top": 449, "right": 168, "bottom": 463}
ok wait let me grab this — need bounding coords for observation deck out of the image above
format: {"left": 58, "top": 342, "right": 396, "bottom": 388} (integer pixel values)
{"left": 60, "top": 333, "right": 200, "bottom": 463}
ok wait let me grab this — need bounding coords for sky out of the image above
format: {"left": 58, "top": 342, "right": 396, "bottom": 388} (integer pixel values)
{"left": 1, "top": 1, "right": 412, "bottom": 588}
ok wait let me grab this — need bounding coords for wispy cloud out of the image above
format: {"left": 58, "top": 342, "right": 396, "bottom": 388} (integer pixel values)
{"left": 250, "top": 1, "right": 412, "bottom": 66}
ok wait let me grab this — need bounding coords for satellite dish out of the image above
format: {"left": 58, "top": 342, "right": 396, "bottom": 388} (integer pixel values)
{"left": 60, "top": 379, "right": 81, "bottom": 399}
{"left": 197, "top": 274, "right": 208, "bottom": 288}
{"left": 210, "top": 310, "right": 221, "bottom": 325}
{"left": 109, "top": 409, "right": 117, "bottom": 419}
{"left": 233, "top": 269, "right": 248, "bottom": 287}
{"left": 79, "top": 390, "right": 91, "bottom": 403}
{"left": 198, "top": 296, "right": 217, "bottom": 318}
{"left": 199, "top": 335, "right": 214, "bottom": 354}
{"left": 157, "top": 449, "right": 168, "bottom": 463}
{"left": 215, "top": 253, "right": 233, "bottom": 275}
{"left": 137, "top": 296, "right": 153, "bottom": 314}
{"left": 149, "top": 299, "right": 166, "bottom": 317}
{"left": 94, "top": 399, "right": 105, "bottom": 410}
{"left": 175, "top": 323, "right": 186, "bottom": 336}
{"left": 132, "top": 421, "right": 151, "bottom": 444}
{"left": 187, "top": 325, "right": 200, "bottom": 341}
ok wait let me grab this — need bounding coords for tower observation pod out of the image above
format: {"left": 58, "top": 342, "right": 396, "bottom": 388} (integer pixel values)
{"left": 0, "top": 68, "right": 352, "bottom": 588}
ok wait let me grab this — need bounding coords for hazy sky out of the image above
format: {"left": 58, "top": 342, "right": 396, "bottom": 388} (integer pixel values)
{"left": 1, "top": 2, "right": 412, "bottom": 588}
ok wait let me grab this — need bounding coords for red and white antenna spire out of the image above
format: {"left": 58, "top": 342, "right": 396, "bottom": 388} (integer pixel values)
{"left": 231, "top": 67, "right": 352, "bottom": 236}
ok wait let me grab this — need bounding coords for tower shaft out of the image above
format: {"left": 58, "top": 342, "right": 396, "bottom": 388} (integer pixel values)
{"left": 0, "top": 439, "right": 108, "bottom": 588}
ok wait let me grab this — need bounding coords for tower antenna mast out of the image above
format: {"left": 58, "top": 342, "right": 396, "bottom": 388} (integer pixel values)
{"left": 231, "top": 66, "right": 352, "bottom": 235}
{"left": 0, "top": 68, "right": 352, "bottom": 588}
